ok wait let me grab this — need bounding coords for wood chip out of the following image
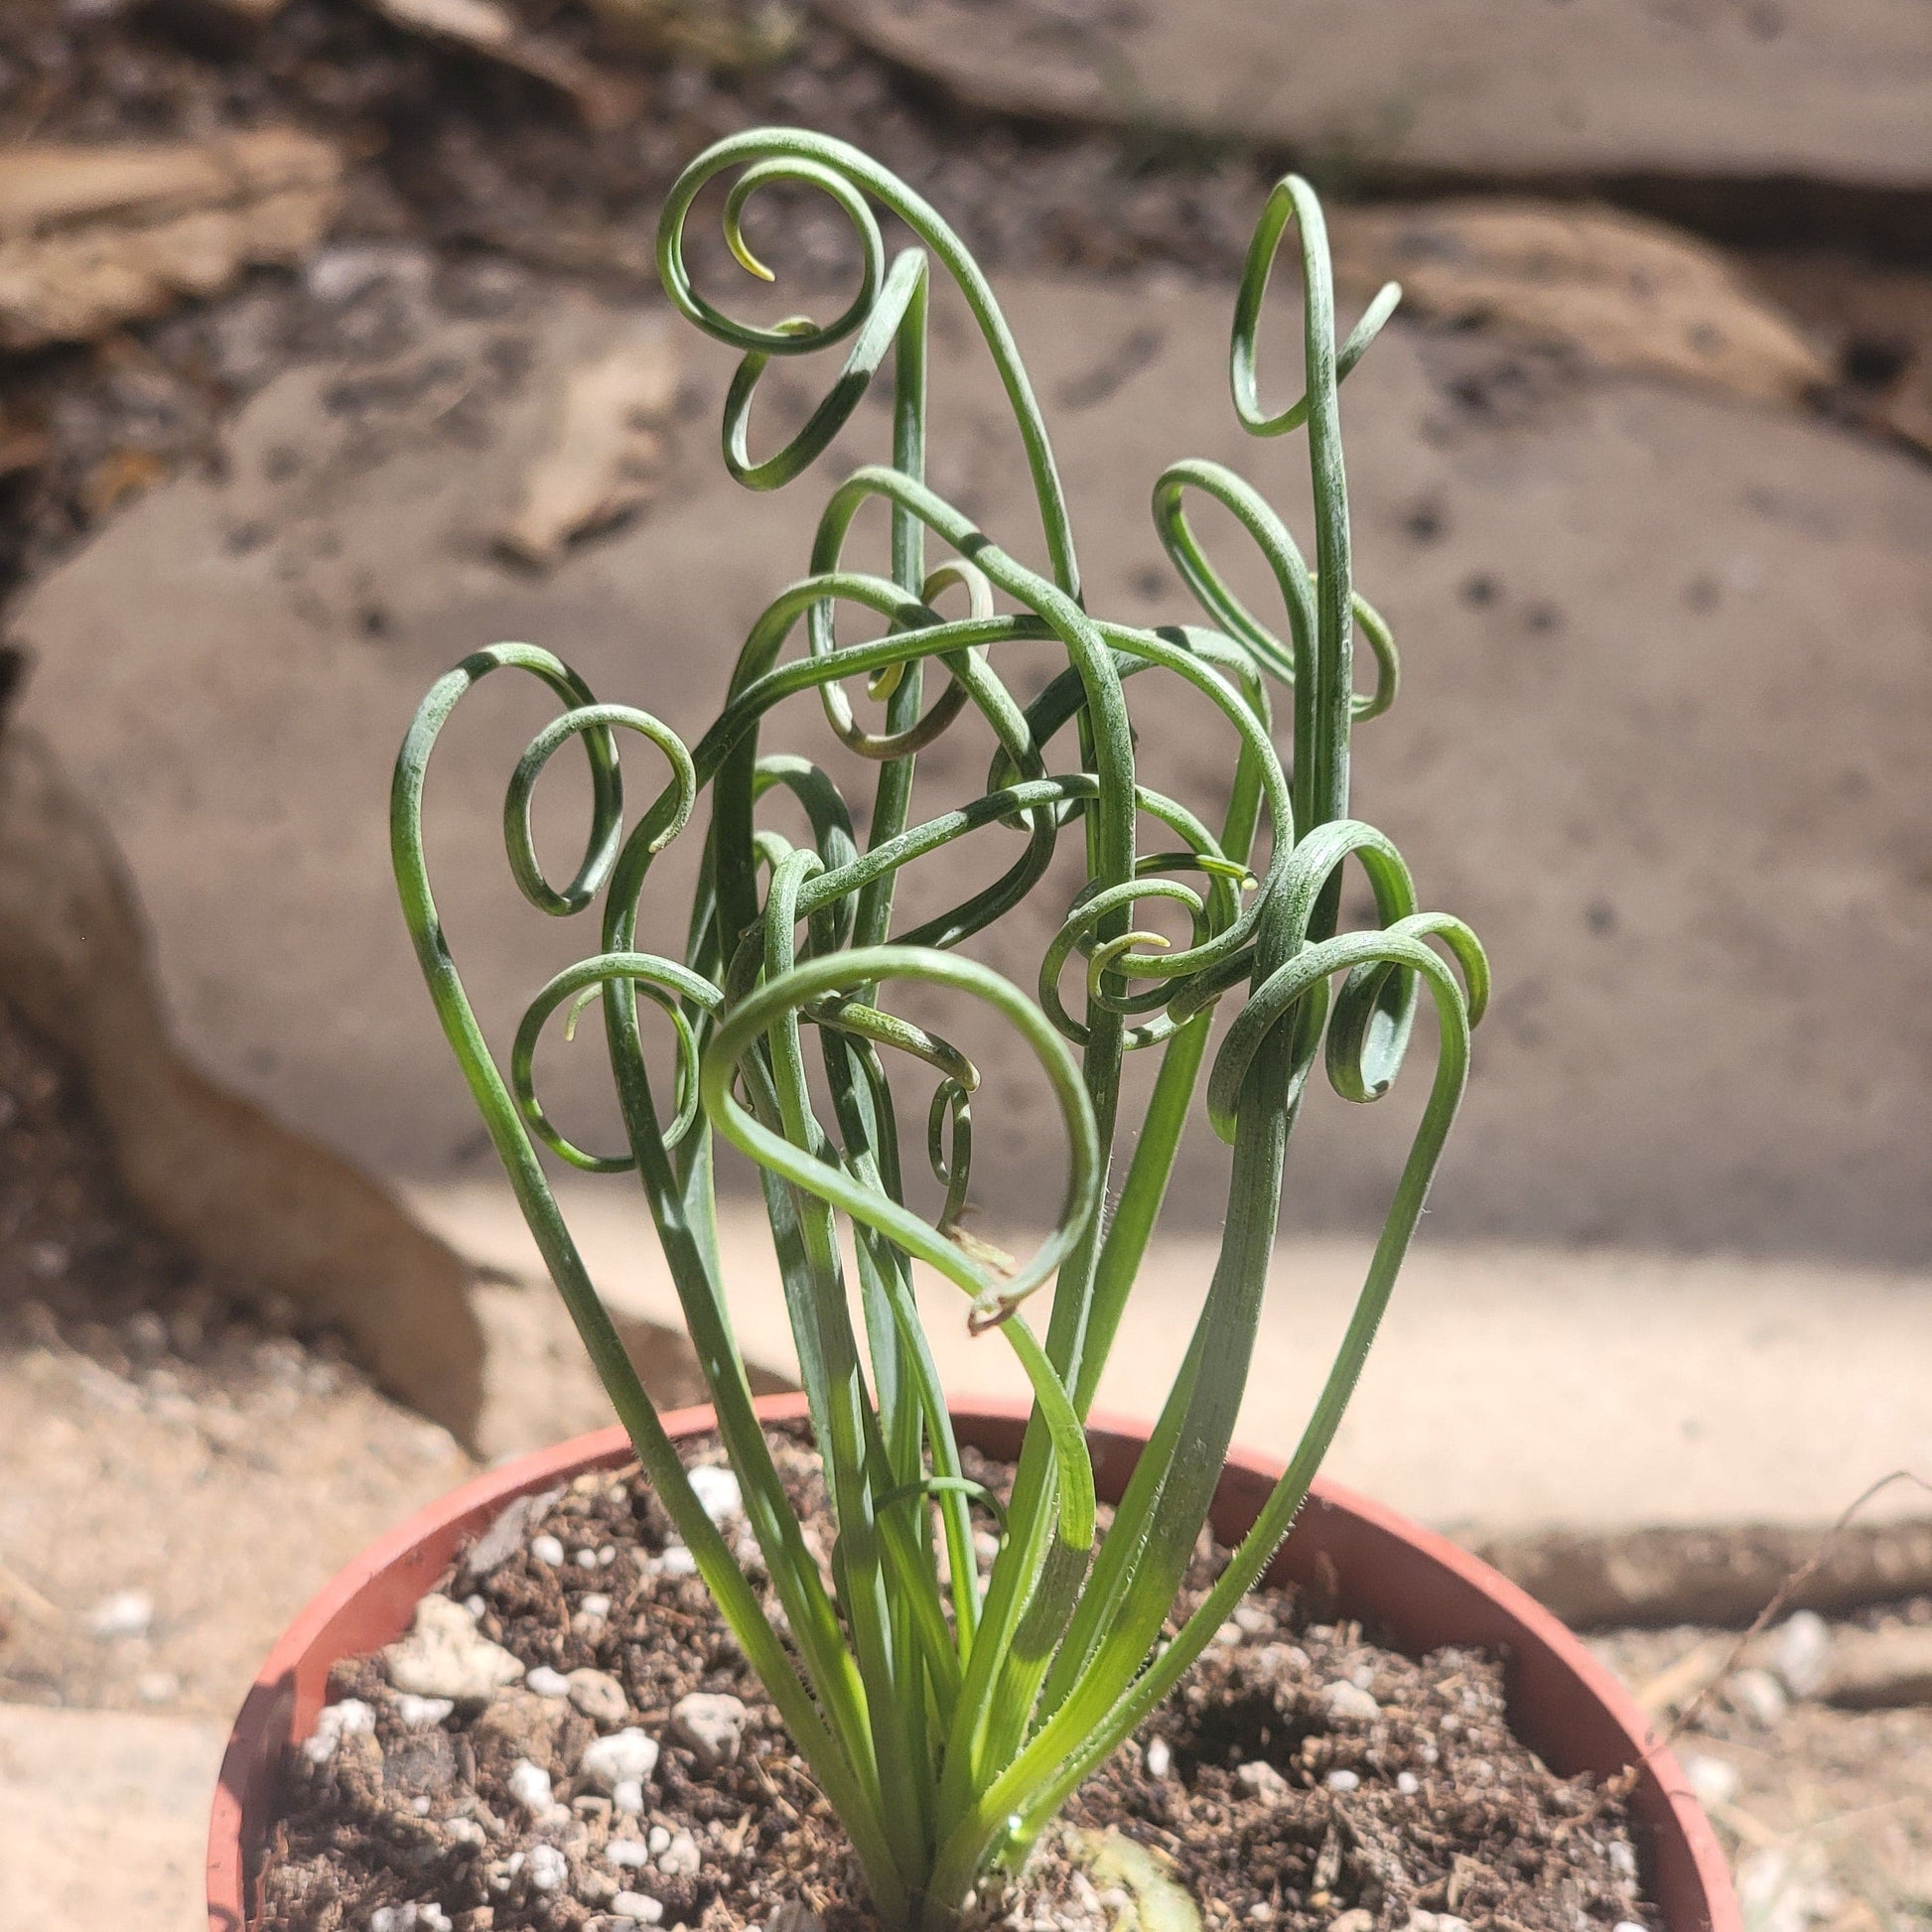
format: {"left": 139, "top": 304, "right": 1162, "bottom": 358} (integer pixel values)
{"left": 0, "top": 412, "right": 49, "bottom": 480}
{"left": 354, "top": 0, "right": 635, "bottom": 127}
{"left": 0, "top": 130, "right": 343, "bottom": 351}
{"left": 498, "top": 319, "right": 679, "bottom": 569}
{"left": 81, "top": 449, "right": 172, "bottom": 521}
{"left": 1330, "top": 201, "right": 1830, "bottom": 407}
{"left": 1476, "top": 1516, "right": 1932, "bottom": 1630}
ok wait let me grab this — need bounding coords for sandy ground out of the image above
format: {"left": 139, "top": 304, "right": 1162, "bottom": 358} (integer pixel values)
{"left": 5, "top": 1260, "right": 1932, "bottom": 1931}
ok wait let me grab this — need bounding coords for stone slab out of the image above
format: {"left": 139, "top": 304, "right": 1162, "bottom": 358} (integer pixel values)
{"left": 13, "top": 266, "right": 1931, "bottom": 1266}
{"left": 822, "top": 0, "right": 1932, "bottom": 194}
{"left": 412, "top": 1183, "right": 1932, "bottom": 1536}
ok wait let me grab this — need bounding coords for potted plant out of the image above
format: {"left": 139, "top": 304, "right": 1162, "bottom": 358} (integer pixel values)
{"left": 210, "top": 131, "right": 1736, "bottom": 1932}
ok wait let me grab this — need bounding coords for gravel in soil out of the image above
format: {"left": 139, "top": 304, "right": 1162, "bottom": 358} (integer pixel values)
{"left": 260, "top": 1437, "right": 1655, "bottom": 1932}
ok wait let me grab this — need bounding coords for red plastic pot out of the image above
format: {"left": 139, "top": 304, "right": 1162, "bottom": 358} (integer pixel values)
{"left": 208, "top": 1394, "right": 1739, "bottom": 1932}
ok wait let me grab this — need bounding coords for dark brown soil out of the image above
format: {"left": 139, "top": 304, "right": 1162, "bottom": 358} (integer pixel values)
{"left": 258, "top": 1438, "right": 1656, "bottom": 1932}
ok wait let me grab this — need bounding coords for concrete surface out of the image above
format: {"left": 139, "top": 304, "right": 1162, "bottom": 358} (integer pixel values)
{"left": 410, "top": 1184, "right": 1932, "bottom": 1538}
{"left": 0, "top": 1700, "right": 225, "bottom": 1931}
{"left": 822, "top": 0, "right": 1932, "bottom": 193}
{"left": 12, "top": 267, "right": 1931, "bottom": 1267}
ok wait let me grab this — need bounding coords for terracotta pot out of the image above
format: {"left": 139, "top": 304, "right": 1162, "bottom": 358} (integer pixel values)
{"left": 208, "top": 1394, "right": 1739, "bottom": 1932}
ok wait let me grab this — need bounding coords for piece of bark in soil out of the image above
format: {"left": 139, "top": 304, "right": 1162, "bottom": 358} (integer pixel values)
{"left": 0, "top": 131, "right": 343, "bottom": 350}
{"left": 258, "top": 1437, "right": 1656, "bottom": 1932}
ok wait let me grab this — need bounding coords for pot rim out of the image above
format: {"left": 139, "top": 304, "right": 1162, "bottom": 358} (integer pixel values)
{"left": 207, "top": 1392, "right": 1738, "bottom": 1932}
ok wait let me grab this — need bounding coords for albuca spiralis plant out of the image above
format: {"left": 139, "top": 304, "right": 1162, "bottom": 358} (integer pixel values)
{"left": 394, "top": 129, "right": 1485, "bottom": 1932}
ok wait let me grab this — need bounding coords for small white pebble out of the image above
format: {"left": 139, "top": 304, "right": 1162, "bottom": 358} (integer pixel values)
{"left": 1684, "top": 1753, "right": 1740, "bottom": 1810}
{"left": 84, "top": 1587, "right": 155, "bottom": 1640}
{"left": 1613, "top": 1922, "right": 1647, "bottom": 1932}
{"left": 1725, "top": 1666, "right": 1788, "bottom": 1728}
{"left": 580, "top": 1728, "right": 661, "bottom": 1791}
{"left": 421, "top": 1909, "right": 453, "bottom": 1932}
{"left": 656, "top": 1830, "right": 700, "bottom": 1876}
{"left": 531, "top": 1534, "right": 566, "bottom": 1567}
{"left": 688, "top": 1465, "right": 743, "bottom": 1523}
{"left": 1145, "top": 1737, "right": 1172, "bottom": 1779}
{"left": 670, "top": 1691, "right": 748, "bottom": 1769}
{"left": 124, "top": 1309, "right": 169, "bottom": 1355}
{"left": 599, "top": 1545, "right": 618, "bottom": 1567}
{"left": 567, "top": 1667, "right": 629, "bottom": 1727}
{"left": 412, "top": 1795, "right": 432, "bottom": 1815}
{"left": 580, "top": 1593, "right": 613, "bottom": 1620}
{"left": 393, "top": 1695, "right": 455, "bottom": 1728}
{"left": 646, "top": 1826, "right": 672, "bottom": 1855}
{"left": 1321, "top": 1680, "right": 1379, "bottom": 1724}
{"left": 1773, "top": 1609, "right": 1831, "bottom": 1699}
{"left": 370, "top": 1908, "right": 400, "bottom": 1932}
{"left": 1258, "top": 1642, "right": 1310, "bottom": 1674}
{"left": 1608, "top": 1842, "right": 1638, "bottom": 1879}
{"left": 607, "top": 1840, "right": 650, "bottom": 1869}
{"left": 652, "top": 1545, "right": 697, "bottom": 1579}
{"left": 1326, "top": 1768, "right": 1360, "bottom": 1792}
{"left": 446, "top": 1819, "right": 485, "bottom": 1848}
{"left": 26, "top": 1239, "right": 69, "bottom": 1280}
{"left": 577, "top": 1549, "right": 601, "bottom": 1571}
{"left": 508, "top": 1759, "right": 555, "bottom": 1814}
{"left": 1396, "top": 1771, "right": 1420, "bottom": 1796}
{"left": 612, "top": 1780, "right": 645, "bottom": 1815}
{"left": 303, "top": 1698, "right": 375, "bottom": 1764}
{"left": 1213, "top": 1620, "right": 1243, "bottom": 1647}
{"left": 526, "top": 1665, "right": 571, "bottom": 1699}
{"left": 614, "top": 1892, "right": 665, "bottom": 1924}
{"left": 464, "top": 1594, "right": 486, "bottom": 1617}
{"left": 1246, "top": 1905, "right": 1273, "bottom": 1923}
{"left": 526, "top": 1843, "right": 569, "bottom": 1892}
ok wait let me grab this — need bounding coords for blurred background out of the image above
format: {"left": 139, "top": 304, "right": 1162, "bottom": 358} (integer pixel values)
{"left": 0, "top": 1, "right": 1927, "bottom": 1926}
